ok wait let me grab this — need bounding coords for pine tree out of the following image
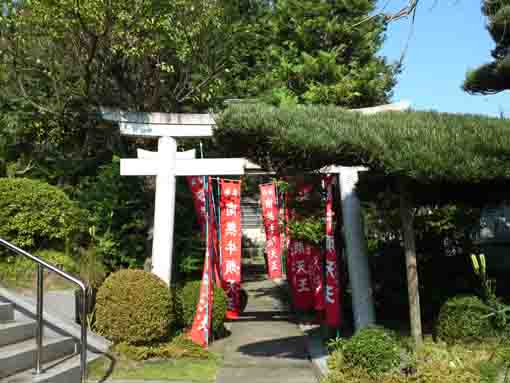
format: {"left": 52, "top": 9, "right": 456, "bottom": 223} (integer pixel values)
{"left": 239, "top": 0, "right": 398, "bottom": 108}
{"left": 463, "top": 0, "right": 510, "bottom": 94}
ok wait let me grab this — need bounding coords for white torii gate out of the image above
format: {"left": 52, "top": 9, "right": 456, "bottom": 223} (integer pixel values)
{"left": 101, "top": 101, "right": 410, "bottom": 329}
{"left": 101, "top": 109, "right": 248, "bottom": 285}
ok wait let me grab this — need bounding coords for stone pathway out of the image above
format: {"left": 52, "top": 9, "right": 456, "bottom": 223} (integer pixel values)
{"left": 214, "top": 266, "right": 318, "bottom": 383}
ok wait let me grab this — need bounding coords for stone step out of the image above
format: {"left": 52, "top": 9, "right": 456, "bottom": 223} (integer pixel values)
{"left": 2, "top": 352, "right": 100, "bottom": 383}
{"left": 0, "top": 336, "right": 76, "bottom": 378}
{"left": 0, "top": 302, "right": 14, "bottom": 322}
{"left": 0, "top": 320, "right": 36, "bottom": 347}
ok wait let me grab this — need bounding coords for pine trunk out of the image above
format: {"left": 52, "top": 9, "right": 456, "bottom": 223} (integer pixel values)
{"left": 399, "top": 181, "right": 423, "bottom": 347}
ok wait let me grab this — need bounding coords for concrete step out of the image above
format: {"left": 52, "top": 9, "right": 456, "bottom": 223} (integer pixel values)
{"left": 0, "top": 320, "right": 36, "bottom": 347}
{"left": 0, "top": 336, "right": 76, "bottom": 378}
{"left": 0, "top": 302, "right": 14, "bottom": 322}
{"left": 2, "top": 352, "right": 100, "bottom": 383}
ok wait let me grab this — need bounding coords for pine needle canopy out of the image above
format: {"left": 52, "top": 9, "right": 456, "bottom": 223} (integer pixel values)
{"left": 214, "top": 103, "right": 510, "bottom": 204}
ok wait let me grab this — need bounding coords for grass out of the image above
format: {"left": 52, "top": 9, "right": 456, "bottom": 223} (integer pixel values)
{"left": 480, "top": 359, "right": 504, "bottom": 383}
{"left": 325, "top": 335, "right": 507, "bottom": 383}
{"left": 88, "top": 356, "right": 221, "bottom": 382}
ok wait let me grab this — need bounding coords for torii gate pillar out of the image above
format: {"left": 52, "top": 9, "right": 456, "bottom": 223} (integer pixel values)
{"left": 152, "top": 137, "right": 177, "bottom": 285}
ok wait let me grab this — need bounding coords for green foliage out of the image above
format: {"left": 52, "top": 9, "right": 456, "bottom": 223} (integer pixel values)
{"left": 235, "top": 0, "right": 396, "bottom": 107}
{"left": 77, "top": 159, "right": 149, "bottom": 269}
{"left": 339, "top": 327, "right": 401, "bottom": 375}
{"left": 0, "top": 177, "right": 87, "bottom": 250}
{"left": 436, "top": 295, "right": 496, "bottom": 344}
{"left": 88, "top": 354, "right": 220, "bottom": 382}
{"left": 0, "top": 0, "right": 242, "bottom": 118}
{"left": 178, "top": 281, "right": 227, "bottom": 337}
{"left": 326, "top": 336, "right": 344, "bottom": 353}
{"left": 0, "top": 0, "right": 247, "bottom": 189}
{"left": 325, "top": 337, "right": 488, "bottom": 383}
{"left": 77, "top": 246, "right": 107, "bottom": 289}
{"left": 112, "top": 334, "right": 213, "bottom": 361}
{"left": 215, "top": 104, "right": 510, "bottom": 203}
{"left": 363, "top": 199, "right": 481, "bottom": 322}
{"left": 95, "top": 270, "right": 174, "bottom": 345}
{"left": 173, "top": 178, "right": 208, "bottom": 278}
{"left": 0, "top": 249, "right": 78, "bottom": 283}
{"left": 287, "top": 217, "right": 325, "bottom": 245}
{"left": 463, "top": 1, "right": 510, "bottom": 94}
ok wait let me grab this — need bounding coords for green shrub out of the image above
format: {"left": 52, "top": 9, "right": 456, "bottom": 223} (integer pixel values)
{"left": 0, "top": 249, "right": 78, "bottom": 282}
{"left": 76, "top": 159, "right": 149, "bottom": 269}
{"left": 436, "top": 295, "right": 496, "bottom": 344}
{"left": 325, "top": 337, "right": 490, "bottom": 383}
{"left": 178, "top": 280, "right": 227, "bottom": 337}
{"left": 0, "top": 177, "right": 87, "bottom": 250}
{"left": 95, "top": 270, "right": 174, "bottom": 345}
{"left": 340, "top": 327, "right": 401, "bottom": 375}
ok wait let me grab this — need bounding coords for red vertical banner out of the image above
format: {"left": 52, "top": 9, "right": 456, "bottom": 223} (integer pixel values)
{"left": 323, "top": 175, "right": 341, "bottom": 327}
{"left": 186, "top": 176, "right": 207, "bottom": 234}
{"left": 286, "top": 236, "right": 296, "bottom": 304}
{"left": 290, "top": 239, "right": 314, "bottom": 310}
{"left": 260, "top": 183, "right": 283, "bottom": 279}
{"left": 308, "top": 244, "right": 325, "bottom": 311}
{"left": 220, "top": 180, "right": 242, "bottom": 319}
{"left": 189, "top": 179, "right": 214, "bottom": 347}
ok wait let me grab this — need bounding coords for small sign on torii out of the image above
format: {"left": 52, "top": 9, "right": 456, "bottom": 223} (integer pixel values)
{"left": 101, "top": 109, "right": 248, "bottom": 285}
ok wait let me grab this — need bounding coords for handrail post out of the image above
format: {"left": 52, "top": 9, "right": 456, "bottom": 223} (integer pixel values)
{"left": 80, "top": 287, "right": 88, "bottom": 383}
{"left": 35, "top": 264, "right": 44, "bottom": 374}
{"left": 0, "top": 237, "right": 89, "bottom": 381}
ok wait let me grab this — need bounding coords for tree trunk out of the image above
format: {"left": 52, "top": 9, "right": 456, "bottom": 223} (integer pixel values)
{"left": 398, "top": 181, "right": 423, "bottom": 347}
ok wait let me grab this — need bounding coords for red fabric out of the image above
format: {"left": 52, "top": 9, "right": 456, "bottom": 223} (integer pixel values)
{"left": 189, "top": 180, "right": 214, "bottom": 347}
{"left": 186, "top": 176, "right": 207, "bottom": 235}
{"left": 286, "top": 236, "right": 297, "bottom": 304}
{"left": 308, "top": 243, "right": 325, "bottom": 311}
{"left": 323, "top": 175, "right": 342, "bottom": 327}
{"left": 259, "top": 183, "right": 283, "bottom": 279}
{"left": 219, "top": 180, "right": 242, "bottom": 319}
{"left": 290, "top": 238, "right": 314, "bottom": 311}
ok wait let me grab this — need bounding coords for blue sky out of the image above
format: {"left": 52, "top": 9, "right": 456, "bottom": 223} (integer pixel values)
{"left": 378, "top": 0, "right": 510, "bottom": 116}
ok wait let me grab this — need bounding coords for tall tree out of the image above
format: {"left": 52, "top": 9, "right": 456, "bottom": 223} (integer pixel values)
{"left": 234, "top": 0, "right": 398, "bottom": 108}
{"left": 463, "top": 0, "right": 510, "bottom": 94}
{"left": 0, "top": 0, "right": 241, "bottom": 180}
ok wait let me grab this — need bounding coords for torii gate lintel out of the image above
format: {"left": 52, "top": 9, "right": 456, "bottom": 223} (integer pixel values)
{"left": 100, "top": 109, "right": 246, "bottom": 285}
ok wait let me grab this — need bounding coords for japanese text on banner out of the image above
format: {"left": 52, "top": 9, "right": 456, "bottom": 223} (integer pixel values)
{"left": 220, "top": 180, "right": 242, "bottom": 319}
{"left": 259, "top": 183, "right": 283, "bottom": 279}
{"left": 323, "top": 175, "right": 341, "bottom": 327}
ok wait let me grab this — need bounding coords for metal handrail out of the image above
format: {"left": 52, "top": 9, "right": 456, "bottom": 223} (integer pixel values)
{"left": 0, "top": 238, "right": 87, "bottom": 383}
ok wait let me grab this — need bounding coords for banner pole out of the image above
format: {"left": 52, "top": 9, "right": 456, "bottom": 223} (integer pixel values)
{"left": 204, "top": 175, "right": 210, "bottom": 346}
{"left": 215, "top": 179, "right": 223, "bottom": 281}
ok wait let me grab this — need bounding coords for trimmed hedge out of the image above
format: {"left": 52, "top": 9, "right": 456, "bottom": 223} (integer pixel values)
{"left": 340, "top": 327, "right": 401, "bottom": 375}
{"left": 95, "top": 270, "right": 174, "bottom": 345}
{"left": 214, "top": 104, "right": 510, "bottom": 203}
{"left": 435, "top": 295, "right": 496, "bottom": 343}
{"left": 0, "top": 177, "right": 87, "bottom": 250}
{"left": 178, "top": 280, "right": 227, "bottom": 337}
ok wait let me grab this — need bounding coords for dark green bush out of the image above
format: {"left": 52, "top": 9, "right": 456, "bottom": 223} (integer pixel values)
{"left": 76, "top": 159, "right": 149, "bottom": 269}
{"left": 341, "top": 327, "right": 401, "bottom": 375}
{"left": 95, "top": 270, "right": 174, "bottom": 345}
{"left": 178, "top": 280, "right": 227, "bottom": 337}
{"left": 0, "top": 177, "right": 87, "bottom": 250}
{"left": 435, "top": 295, "right": 496, "bottom": 343}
